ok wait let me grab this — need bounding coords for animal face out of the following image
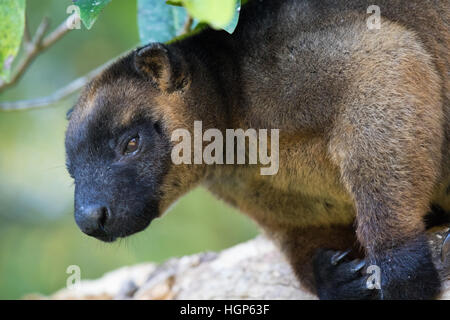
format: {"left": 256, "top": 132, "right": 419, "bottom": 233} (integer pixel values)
{"left": 65, "top": 86, "right": 172, "bottom": 241}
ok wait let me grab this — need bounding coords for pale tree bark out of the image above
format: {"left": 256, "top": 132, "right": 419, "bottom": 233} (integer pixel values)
{"left": 25, "top": 225, "right": 450, "bottom": 300}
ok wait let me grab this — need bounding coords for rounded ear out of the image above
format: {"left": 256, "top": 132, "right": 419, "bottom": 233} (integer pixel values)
{"left": 134, "top": 43, "right": 189, "bottom": 92}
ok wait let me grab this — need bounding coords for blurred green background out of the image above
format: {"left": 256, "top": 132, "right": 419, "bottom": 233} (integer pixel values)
{"left": 0, "top": 0, "right": 258, "bottom": 299}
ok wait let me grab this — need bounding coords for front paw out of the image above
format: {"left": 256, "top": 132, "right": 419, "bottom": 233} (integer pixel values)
{"left": 313, "top": 249, "right": 380, "bottom": 300}
{"left": 313, "top": 235, "right": 442, "bottom": 300}
{"left": 371, "top": 236, "right": 441, "bottom": 300}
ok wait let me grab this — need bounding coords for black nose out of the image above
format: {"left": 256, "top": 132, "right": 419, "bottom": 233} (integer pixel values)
{"left": 75, "top": 205, "right": 109, "bottom": 237}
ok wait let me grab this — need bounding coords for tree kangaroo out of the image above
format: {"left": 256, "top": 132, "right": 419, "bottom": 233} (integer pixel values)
{"left": 65, "top": 0, "right": 450, "bottom": 299}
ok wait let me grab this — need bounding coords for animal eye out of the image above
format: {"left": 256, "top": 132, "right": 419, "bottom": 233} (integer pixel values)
{"left": 124, "top": 136, "right": 139, "bottom": 154}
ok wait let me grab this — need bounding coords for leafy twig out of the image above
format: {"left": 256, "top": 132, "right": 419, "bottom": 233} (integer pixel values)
{"left": 0, "top": 13, "right": 80, "bottom": 93}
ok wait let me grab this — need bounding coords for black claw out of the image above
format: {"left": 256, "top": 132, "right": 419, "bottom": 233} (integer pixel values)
{"left": 442, "top": 232, "right": 450, "bottom": 263}
{"left": 351, "top": 260, "right": 366, "bottom": 273}
{"left": 331, "top": 249, "right": 351, "bottom": 265}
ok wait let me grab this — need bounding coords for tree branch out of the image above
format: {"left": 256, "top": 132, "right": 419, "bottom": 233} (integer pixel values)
{"left": 181, "top": 15, "right": 194, "bottom": 35}
{"left": 29, "top": 226, "right": 450, "bottom": 300}
{"left": 0, "top": 13, "right": 80, "bottom": 93}
{"left": 0, "top": 64, "right": 102, "bottom": 111}
{"left": 0, "top": 53, "right": 126, "bottom": 111}
{"left": 23, "top": 14, "right": 32, "bottom": 44}
{"left": 0, "top": 10, "right": 193, "bottom": 112}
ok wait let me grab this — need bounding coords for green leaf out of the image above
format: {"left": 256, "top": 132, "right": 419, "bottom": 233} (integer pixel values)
{"left": 72, "top": 0, "right": 111, "bottom": 30}
{"left": 183, "top": 0, "right": 237, "bottom": 29}
{"left": 0, "top": 0, "right": 25, "bottom": 82}
{"left": 138, "top": 0, "right": 188, "bottom": 44}
{"left": 223, "top": 0, "right": 241, "bottom": 34}
{"left": 165, "top": 0, "right": 183, "bottom": 6}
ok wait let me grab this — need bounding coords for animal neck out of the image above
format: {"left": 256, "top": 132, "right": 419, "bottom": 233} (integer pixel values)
{"left": 171, "top": 29, "right": 242, "bottom": 130}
